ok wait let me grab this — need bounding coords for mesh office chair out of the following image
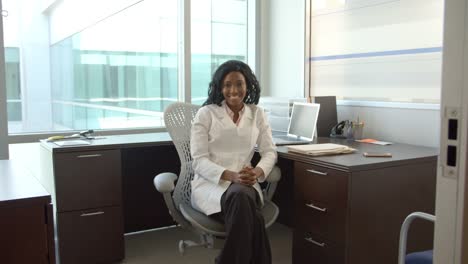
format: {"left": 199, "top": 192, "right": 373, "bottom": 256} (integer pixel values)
{"left": 153, "top": 102, "right": 281, "bottom": 254}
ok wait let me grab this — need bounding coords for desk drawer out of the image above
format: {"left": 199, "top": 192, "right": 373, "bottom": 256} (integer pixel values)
{"left": 293, "top": 229, "right": 345, "bottom": 264}
{"left": 57, "top": 206, "right": 124, "bottom": 264}
{"left": 295, "top": 200, "right": 347, "bottom": 242}
{"left": 294, "top": 162, "right": 348, "bottom": 209}
{"left": 54, "top": 149, "right": 122, "bottom": 212}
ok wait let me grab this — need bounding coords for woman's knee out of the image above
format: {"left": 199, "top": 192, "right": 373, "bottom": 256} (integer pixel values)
{"left": 225, "top": 183, "right": 257, "bottom": 204}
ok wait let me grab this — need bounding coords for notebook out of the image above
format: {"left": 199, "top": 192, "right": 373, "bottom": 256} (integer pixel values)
{"left": 272, "top": 102, "right": 320, "bottom": 146}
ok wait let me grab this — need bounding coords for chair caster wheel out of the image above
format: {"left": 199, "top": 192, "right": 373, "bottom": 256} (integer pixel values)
{"left": 179, "top": 240, "right": 186, "bottom": 255}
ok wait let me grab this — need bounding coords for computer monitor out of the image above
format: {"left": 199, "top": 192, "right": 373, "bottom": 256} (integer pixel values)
{"left": 313, "top": 96, "right": 338, "bottom": 137}
{"left": 287, "top": 102, "right": 320, "bottom": 140}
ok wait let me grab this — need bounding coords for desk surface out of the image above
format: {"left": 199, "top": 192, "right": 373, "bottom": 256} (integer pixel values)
{"left": 276, "top": 137, "right": 438, "bottom": 172}
{"left": 0, "top": 160, "right": 50, "bottom": 207}
{"left": 41, "top": 132, "right": 172, "bottom": 153}
{"left": 41, "top": 132, "right": 438, "bottom": 171}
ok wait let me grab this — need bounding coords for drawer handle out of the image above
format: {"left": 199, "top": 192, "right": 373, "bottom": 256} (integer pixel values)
{"left": 77, "top": 154, "right": 102, "bottom": 158}
{"left": 80, "top": 211, "right": 104, "bottom": 217}
{"left": 304, "top": 237, "right": 326, "bottom": 247}
{"left": 305, "top": 203, "right": 327, "bottom": 212}
{"left": 306, "top": 169, "right": 328, "bottom": 176}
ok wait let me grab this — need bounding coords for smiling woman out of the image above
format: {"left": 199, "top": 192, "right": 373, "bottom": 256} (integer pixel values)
{"left": 192, "top": 60, "right": 277, "bottom": 264}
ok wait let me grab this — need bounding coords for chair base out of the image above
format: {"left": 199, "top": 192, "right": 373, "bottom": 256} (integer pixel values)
{"left": 178, "top": 234, "right": 225, "bottom": 254}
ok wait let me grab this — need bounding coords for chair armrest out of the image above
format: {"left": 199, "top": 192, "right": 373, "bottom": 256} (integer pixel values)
{"left": 153, "top": 172, "right": 192, "bottom": 229}
{"left": 265, "top": 166, "right": 281, "bottom": 183}
{"left": 263, "top": 166, "right": 281, "bottom": 201}
{"left": 154, "top": 172, "right": 178, "bottom": 193}
{"left": 398, "top": 212, "right": 435, "bottom": 264}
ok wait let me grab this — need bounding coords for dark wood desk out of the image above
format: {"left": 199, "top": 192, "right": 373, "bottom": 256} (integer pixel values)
{"left": 38, "top": 134, "right": 437, "bottom": 264}
{"left": 0, "top": 160, "right": 55, "bottom": 264}
{"left": 274, "top": 138, "right": 438, "bottom": 264}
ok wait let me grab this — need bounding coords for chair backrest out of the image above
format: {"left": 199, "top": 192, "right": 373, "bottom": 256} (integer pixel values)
{"left": 164, "top": 102, "right": 201, "bottom": 209}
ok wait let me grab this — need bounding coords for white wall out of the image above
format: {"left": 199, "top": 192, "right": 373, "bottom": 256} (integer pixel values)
{"left": 260, "top": 0, "right": 304, "bottom": 97}
{"left": 338, "top": 105, "right": 440, "bottom": 147}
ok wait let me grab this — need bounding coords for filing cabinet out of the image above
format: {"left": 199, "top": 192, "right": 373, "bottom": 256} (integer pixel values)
{"left": 288, "top": 141, "right": 438, "bottom": 264}
{"left": 40, "top": 146, "right": 124, "bottom": 264}
{"left": 37, "top": 133, "right": 179, "bottom": 263}
{"left": 293, "top": 162, "right": 348, "bottom": 264}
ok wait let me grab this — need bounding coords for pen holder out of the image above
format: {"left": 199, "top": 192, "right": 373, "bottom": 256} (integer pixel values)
{"left": 345, "top": 121, "right": 364, "bottom": 140}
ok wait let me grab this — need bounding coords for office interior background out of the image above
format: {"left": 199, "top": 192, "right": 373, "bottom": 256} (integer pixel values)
{"left": 0, "top": 0, "right": 443, "bottom": 157}
{"left": 3, "top": 0, "right": 466, "bottom": 263}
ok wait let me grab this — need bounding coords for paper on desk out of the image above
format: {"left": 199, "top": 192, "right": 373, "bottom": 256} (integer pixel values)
{"left": 355, "top": 138, "right": 392, "bottom": 145}
{"left": 287, "top": 143, "right": 356, "bottom": 156}
{"left": 53, "top": 140, "right": 91, "bottom": 147}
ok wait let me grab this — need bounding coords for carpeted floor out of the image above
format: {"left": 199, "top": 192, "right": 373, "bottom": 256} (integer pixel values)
{"left": 120, "top": 223, "right": 292, "bottom": 264}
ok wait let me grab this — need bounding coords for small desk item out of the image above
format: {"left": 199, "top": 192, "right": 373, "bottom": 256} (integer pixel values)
{"left": 356, "top": 138, "right": 392, "bottom": 145}
{"left": 272, "top": 102, "right": 321, "bottom": 146}
{"left": 363, "top": 152, "right": 392, "bottom": 157}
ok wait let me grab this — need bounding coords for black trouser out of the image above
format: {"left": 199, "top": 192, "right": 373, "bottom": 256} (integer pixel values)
{"left": 212, "top": 183, "right": 272, "bottom": 264}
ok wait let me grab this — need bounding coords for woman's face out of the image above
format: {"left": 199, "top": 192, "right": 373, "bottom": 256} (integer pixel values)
{"left": 222, "top": 71, "right": 247, "bottom": 110}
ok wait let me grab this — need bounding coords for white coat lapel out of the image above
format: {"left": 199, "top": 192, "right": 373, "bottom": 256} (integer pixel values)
{"left": 212, "top": 104, "right": 235, "bottom": 128}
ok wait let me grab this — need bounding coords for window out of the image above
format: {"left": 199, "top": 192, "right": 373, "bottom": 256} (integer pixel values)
{"left": 306, "top": 0, "right": 444, "bottom": 104}
{"left": 1, "top": 0, "right": 254, "bottom": 135}
{"left": 4, "top": 47, "right": 20, "bottom": 122}
{"left": 191, "top": 0, "right": 248, "bottom": 105}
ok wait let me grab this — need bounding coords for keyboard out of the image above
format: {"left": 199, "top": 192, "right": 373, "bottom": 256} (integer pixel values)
{"left": 272, "top": 135, "right": 312, "bottom": 146}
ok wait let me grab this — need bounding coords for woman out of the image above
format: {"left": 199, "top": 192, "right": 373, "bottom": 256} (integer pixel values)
{"left": 190, "top": 60, "right": 277, "bottom": 264}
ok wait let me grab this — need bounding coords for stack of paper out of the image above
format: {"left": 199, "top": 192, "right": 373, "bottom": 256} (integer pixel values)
{"left": 287, "top": 143, "right": 356, "bottom": 156}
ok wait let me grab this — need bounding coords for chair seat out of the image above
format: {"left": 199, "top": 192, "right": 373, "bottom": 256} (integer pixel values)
{"left": 180, "top": 200, "right": 280, "bottom": 237}
{"left": 405, "top": 250, "right": 433, "bottom": 264}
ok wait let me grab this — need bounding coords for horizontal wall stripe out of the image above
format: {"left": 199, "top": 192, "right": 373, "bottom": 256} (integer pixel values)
{"left": 310, "top": 47, "right": 443, "bottom": 61}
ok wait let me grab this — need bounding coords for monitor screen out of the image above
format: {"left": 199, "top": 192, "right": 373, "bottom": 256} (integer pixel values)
{"left": 287, "top": 102, "right": 320, "bottom": 140}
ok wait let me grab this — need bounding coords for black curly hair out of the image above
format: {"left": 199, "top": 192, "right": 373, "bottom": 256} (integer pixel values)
{"left": 202, "top": 60, "right": 261, "bottom": 106}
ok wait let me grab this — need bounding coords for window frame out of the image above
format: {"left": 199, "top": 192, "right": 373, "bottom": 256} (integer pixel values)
{"left": 0, "top": 0, "right": 8, "bottom": 159}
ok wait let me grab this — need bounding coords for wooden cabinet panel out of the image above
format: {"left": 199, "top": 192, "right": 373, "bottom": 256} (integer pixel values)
{"left": 121, "top": 145, "right": 179, "bottom": 233}
{"left": 57, "top": 206, "right": 124, "bottom": 264}
{"left": 54, "top": 150, "right": 122, "bottom": 212}
{"left": 0, "top": 160, "right": 55, "bottom": 264}
{"left": 0, "top": 204, "right": 49, "bottom": 263}
{"left": 347, "top": 163, "right": 436, "bottom": 264}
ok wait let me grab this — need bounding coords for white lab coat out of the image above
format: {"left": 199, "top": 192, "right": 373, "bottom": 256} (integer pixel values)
{"left": 190, "top": 102, "right": 277, "bottom": 215}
